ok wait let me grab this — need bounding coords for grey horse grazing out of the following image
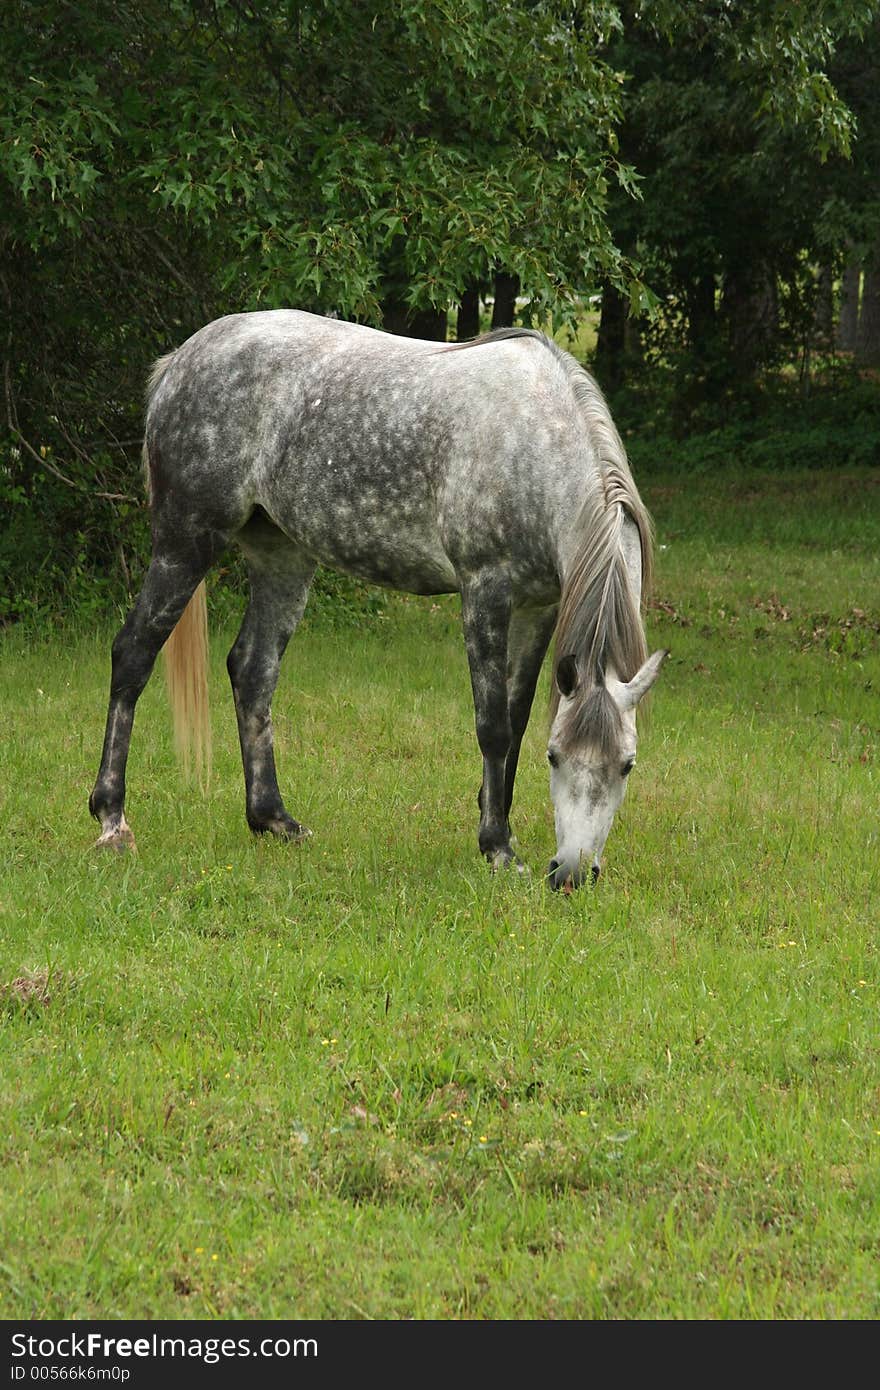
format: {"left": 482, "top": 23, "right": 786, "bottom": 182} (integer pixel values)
{"left": 90, "top": 311, "right": 666, "bottom": 888}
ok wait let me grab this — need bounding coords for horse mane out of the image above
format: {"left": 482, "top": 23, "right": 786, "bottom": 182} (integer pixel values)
{"left": 442, "top": 327, "right": 653, "bottom": 756}
{"left": 544, "top": 340, "right": 653, "bottom": 755}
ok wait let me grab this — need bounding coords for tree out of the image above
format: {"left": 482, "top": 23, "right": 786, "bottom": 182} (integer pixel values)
{"left": 594, "top": 1, "right": 877, "bottom": 400}
{"left": 0, "top": 0, "right": 642, "bottom": 613}
{"left": 830, "top": 15, "right": 880, "bottom": 361}
{"left": 0, "top": 0, "right": 873, "bottom": 616}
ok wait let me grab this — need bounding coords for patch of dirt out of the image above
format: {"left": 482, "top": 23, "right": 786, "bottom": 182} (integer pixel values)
{"left": 648, "top": 596, "right": 692, "bottom": 626}
{"left": 0, "top": 967, "right": 76, "bottom": 1010}
{"left": 753, "top": 592, "right": 792, "bottom": 621}
{"left": 2, "top": 967, "right": 53, "bottom": 1007}
{"left": 798, "top": 607, "right": 880, "bottom": 656}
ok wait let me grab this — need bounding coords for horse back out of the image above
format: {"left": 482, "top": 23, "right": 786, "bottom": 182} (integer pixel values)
{"left": 145, "top": 311, "right": 587, "bottom": 597}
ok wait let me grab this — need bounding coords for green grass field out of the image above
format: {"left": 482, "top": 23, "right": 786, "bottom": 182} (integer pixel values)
{"left": 1, "top": 465, "right": 878, "bottom": 1319}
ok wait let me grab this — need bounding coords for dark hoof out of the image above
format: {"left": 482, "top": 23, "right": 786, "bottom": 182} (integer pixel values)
{"left": 94, "top": 821, "right": 136, "bottom": 853}
{"left": 487, "top": 847, "right": 526, "bottom": 875}
{"left": 250, "top": 815, "right": 312, "bottom": 842}
{"left": 281, "top": 821, "right": 312, "bottom": 843}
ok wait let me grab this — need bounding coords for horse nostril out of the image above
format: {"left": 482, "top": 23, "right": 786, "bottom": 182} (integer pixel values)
{"left": 591, "top": 864, "right": 600, "bottom": 884}
{"left": 547, "top": 859, "right": 561, "bottom": 890}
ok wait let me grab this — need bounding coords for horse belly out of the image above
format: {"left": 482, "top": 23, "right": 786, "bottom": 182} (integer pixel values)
{"left": 262, "top": 462, "right": 458, "bottom": 596}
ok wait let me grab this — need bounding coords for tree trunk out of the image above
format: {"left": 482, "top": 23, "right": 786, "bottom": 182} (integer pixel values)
{"left": 381, "top": 297, "right": 448, "bottom": 340}
{"left": 721, "top": 264, "right": 778, "bottom": 378}
{"left": 814, "top": 262, "right": 835, "bottom": 348}
{"left": 594, "top": 279, "right": 626, "bottom": 388}
{"left": 855, "top": 260, "right": 880, "bottom": 366}
{"left": 624, "top": 312, "right": 643, "bottom": 363}
{"left": 490, "top": 272, "right": 519, "bottom": 328}
{"left": 410, "top": 307, "right": 448, "bottom": 340}
{"left": 686, "top": 272, "right": 716, "bottom": 357}
{"left": 837, "top": 256, "right": 861, "bottom": 352}
{"left": 456, "top": 283, "right": 482, "bottom": 341}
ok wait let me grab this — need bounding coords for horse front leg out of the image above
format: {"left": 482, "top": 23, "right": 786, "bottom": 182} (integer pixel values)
{"left": 503, "top": 605, "right": 558, "bottom": 817}
{"left": 228, "top": 528, "right": 315, "bottom": 840}
{"left": 460, "top": 571, "right": 520, "bottom": 871}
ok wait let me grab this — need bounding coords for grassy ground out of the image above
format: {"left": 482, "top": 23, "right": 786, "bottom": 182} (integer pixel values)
{"left": 0, "top": 466, "right": 878, "bottom": 1320}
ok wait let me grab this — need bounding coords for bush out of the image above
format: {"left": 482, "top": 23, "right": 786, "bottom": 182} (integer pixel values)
{"left": 614, "top": 367, "right": 880, "bottom": 475}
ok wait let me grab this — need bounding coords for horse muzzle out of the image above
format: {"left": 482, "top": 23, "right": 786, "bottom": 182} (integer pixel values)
{"left": 547, "top": 859, "right": 600, "bottom": 892}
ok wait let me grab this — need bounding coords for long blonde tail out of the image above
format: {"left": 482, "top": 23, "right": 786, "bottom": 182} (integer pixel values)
{"left": 163, "top": 581, "right": 211, "bottom": 788}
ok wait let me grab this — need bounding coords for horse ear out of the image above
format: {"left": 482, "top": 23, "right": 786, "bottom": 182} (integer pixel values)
{"left": 555, "top": 654, "right": 580, "bottom": 699}
{"left": 618, "top": 649, "right": 669, "bottom": 711}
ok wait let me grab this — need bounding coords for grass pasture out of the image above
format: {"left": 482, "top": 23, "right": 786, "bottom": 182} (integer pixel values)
{"left": 0, "top": 465, "right": 878, "bottom": 1320}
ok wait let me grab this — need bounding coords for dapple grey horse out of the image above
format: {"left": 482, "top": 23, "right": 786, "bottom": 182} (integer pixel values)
{"left": 90, "top": 311, "right": 666, "bottom": 888}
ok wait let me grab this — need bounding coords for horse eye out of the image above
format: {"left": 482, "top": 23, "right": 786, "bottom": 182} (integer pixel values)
{"left": 622, "top": 758, "right": 636, "bottom": 777}
{"left": 547, "top": 749, "right": 558, "bottom": 768}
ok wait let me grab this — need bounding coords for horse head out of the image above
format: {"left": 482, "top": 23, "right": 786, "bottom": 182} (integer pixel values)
{"left": 546, "top": 649, "right": 667, "bottom": 891}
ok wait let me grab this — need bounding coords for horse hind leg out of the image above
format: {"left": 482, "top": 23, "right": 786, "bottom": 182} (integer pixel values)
{"left": 90, "top": 541, "right": 221, "bottom": 850}
{"left": 227, "top": 516, "right": 315, "bottom": 840}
